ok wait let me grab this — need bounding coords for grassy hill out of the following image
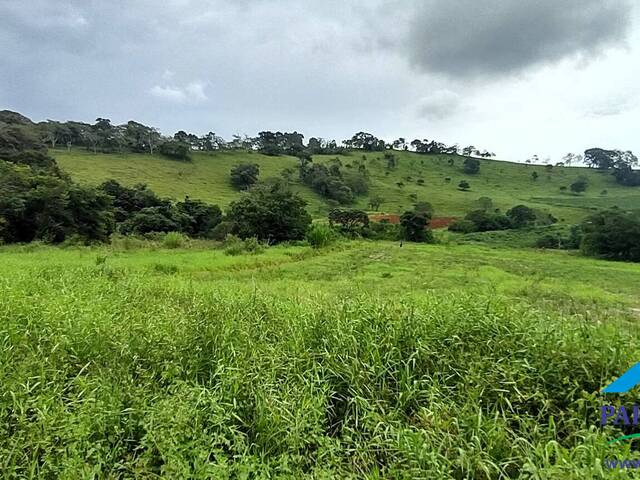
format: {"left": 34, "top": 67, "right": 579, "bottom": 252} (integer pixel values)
{"left": 54, "top": 148, "right": 640, "bottom": 222}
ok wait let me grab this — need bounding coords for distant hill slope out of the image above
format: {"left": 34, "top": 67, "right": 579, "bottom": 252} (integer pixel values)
{"left": 53, "top": 149, "right": 640, "bottom": 222}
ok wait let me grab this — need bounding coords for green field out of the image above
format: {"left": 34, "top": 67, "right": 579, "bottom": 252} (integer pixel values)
{"left": 2, "top": 239, "right": 640, "bottom": 477}
{"left": 53, "top": 149, "right": 640, "bottom": 222}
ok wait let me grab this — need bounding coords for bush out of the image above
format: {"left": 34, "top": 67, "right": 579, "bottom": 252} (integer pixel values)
{"left": 230, "top": 163, "right": 260, "bottom": 190}
{"left": 158, "top": 140, "right": 191, "bottom": 161}
{"left": 400, "top": 210, "right": 433, "bottom": 243}
{"left": 580, "top": 210, "right": 640, "bottom": 261}
{"left": 226, "top": 183, "right": 311, "bottom": 243}
{"left": 222, "top": 234, "right": 244, "bottom": 255}
{"left": 119, "top": 206, "right": 187, "bottom": 235}
{"left": 506, "top": 205, "right": 537, "bottom": 228}
{"left": 176, "top": 198, "right": 222, "bottom": 237}
{"left": 241, "top": 237, "right": 263, "bottom": 254}
{"left": 306, "top": 223, "right": 336, "bottom": 249}
{"left": 565, "top": 225, "right": 583, "bottom": 249}
{"left": 328, "top": 208, "right": 369, "bottom": 236}
{"left": 362, "top": 221, "right": 400, "bottom": 241}
{"left": 210, "top": 221, "right": 236, "bottom": 241}
{"left": 463, "top": 158, "right": 480, "bottom": 174}
{"left": 458, "top": 180, "right": 470, "bottom": 191}
{"left": 223, "top": 235, "right": 264, "bottom": 255}
{"left": 448, "top": 219, "right": 476, "bottom": 234}
{"left": 570, "top": 178, "right": 588, "bottom": 193}
{"left": 535, "top": 235, "right": 561, "bottom": 249}
{"left": 465, "top": 210, "right": 511, "bottom": 232}
{"left": 163, "top": 231, "right": 187, "bottom": 249}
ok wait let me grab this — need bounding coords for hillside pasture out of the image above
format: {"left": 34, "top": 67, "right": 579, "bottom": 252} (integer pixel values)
{"left": 53, "top": 149, "right": 639, "bottom": 222}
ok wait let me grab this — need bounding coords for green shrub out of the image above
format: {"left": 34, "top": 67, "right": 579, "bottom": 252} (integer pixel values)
{"left": 226, "top": 183, "right": 311, "bottom": 243}
{"left": 465, "top": 210, "right": 511, "bottom": 232}
{"left": 163, "top": 231, "right": 187, "bottom": 249}
{"left": 158, "top": 140, "right": 191, "bottom": 161}
{"left": 363, "top": 221, "right": 400, "bottom": 241}
{"left": 463, "top": 157, "right": 480, "bottom": 174}
{"left": 230, "top": 163, "right": 260, "bottom": 190}
{"left": 306, "top": 223, "right": 336, "bottom": 249}
{"left": 506, "top": 205, "right": 537, "bottom": 228}
{"left": 400, "top": 210, "right": 434, "bottom": 243}
{"left": 580, "top": 210, "right": 640, "bottom": 261}
{"left": 223, "top": 234, "right": 264, "bottom": 255}
{"left": 223, "top": 234, "right": 244, "bottom": 255}
{"left": 242, "top": 237, "right": 263, "bottom": 254}
{"left": 535, "top": 235, "right": 561, "bottom": 249}
{"left": 448, "top": 219, "right": 476, "bottom": 233}
{"left": 211, "top": 221, "right": 236, "bottom": 241}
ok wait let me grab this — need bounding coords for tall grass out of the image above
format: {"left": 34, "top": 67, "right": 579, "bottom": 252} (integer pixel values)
{"left": 1, "top": 245, "right": 638, "bottom": 477}
{"left": 163, "top": 231, "right": 188, "bottom": 249}
{"left": 306, "top": 223, "right": 337, "bottom": 248}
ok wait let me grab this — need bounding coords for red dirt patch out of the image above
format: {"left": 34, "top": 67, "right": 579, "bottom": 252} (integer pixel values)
{"left": 429, "top": 217, "right": 457, "bottom": 229}
{"left": 369, "top": 214, "right": 400, "bottom": 224}
{"left": 368, "top": 214, "right": 457, "bottom": 229}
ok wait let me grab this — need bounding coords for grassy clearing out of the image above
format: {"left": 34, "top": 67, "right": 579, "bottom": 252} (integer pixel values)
{"left": 2, "top": 241, "right": 640, "bottom": 477}
{"left": 53, "top": 149, "right": 639, "bottom": 222}
{"left": 443, "top": 224, "right": 573, "bottom": 249}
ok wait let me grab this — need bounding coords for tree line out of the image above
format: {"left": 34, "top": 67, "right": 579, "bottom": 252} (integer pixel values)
{"left": 0, "top": 110, "right": 495, "bottom": 160}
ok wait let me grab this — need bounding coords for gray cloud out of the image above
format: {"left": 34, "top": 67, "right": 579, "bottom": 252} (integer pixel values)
{"left": 0, "top": 0, "right": 638, "bottom": 162}
{"left": 416, "top": 90, "right": 467, "bottom": 120}
{"left": 587, "top": 95, "right": 638, "bottom": 117}
{"left": 405, "top": 0, "right": 632, "bottom": 78}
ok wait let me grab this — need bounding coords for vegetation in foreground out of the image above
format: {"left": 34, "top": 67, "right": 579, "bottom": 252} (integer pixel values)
{"left": 1, "top": 241, "right": 640, "bottom": 478}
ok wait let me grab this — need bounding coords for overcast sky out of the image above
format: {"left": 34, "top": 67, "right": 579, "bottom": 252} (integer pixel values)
{"left": 1, "top": 0, "right": 638, "bottom": 162}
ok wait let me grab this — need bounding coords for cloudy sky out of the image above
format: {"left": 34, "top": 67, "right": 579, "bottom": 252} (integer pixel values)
{"left": 1, "top": 0, "right": 638, "bottom": 161}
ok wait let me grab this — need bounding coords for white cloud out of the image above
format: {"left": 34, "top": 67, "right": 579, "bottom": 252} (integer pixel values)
{"left": 149, "top": 85, "right": 187, "bottom": 102}
{"left": 184, "top": 81, "right": 208, "bottom": 102}
{"left": 149, "top": 81, "right": 208, "bottom": 104}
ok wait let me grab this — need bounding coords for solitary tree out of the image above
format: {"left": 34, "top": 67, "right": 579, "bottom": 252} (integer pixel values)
{"left": 400, "top": 210, "right": 432, "bottom": 242}
{"left": 158, "top": 140, "right": 190, "bottom": 161}
{"left": 328, "top": 208, "right": 369, "bottom": 233}
{"left": 226, "top": 183, "right": 311, "bottom": 243}
{"left": 506, "top": 205, "right": 537, "bottom": 228}
{"left": 368, "top": 195, "right": 384, "bottom": 210}
{"left": 230, "top": 163, "right": 260, "bottom": 190}
{"left": 570, "top": 178, "right": 588, "bottom": 193}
